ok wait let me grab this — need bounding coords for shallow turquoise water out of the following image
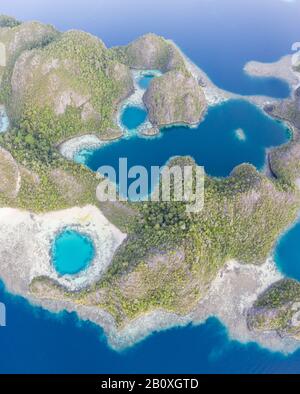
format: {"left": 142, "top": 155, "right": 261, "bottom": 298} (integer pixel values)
{"left": 121, "top": 105, "right": 147, "bottom": 131}
{"left": 138, "top": 73, "right": 155, "bottom": 89}
{"left": 275, "top": 221, "right": 300, "bottom": 281}
{"left": 79, "top": 100, "right": 290, "bottom": 186}
{"left": 51, "top": 229, "right": 95, "bottom": 275}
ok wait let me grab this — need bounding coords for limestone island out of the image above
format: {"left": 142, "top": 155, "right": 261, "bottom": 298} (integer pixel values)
{"left": 1, "top": 14, "right": 300, "bottom": 352}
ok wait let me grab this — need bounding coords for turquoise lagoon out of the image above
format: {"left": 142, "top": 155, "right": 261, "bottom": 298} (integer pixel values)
{"left": 120, "top": 72, "right": 159, "bottom": 133}
{"left": 138, "top": 73, "right": 156, "bottom": 90}
{"left": 51, "top": 229, "right": 95, "bottom": 275}
{"left": 121, "top": 105, "right": 147, "bottom": 131}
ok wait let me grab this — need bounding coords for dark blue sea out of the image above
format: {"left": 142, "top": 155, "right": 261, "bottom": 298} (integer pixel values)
{"left": 81, "top": 99, "right": 290, "bottom": 179}
{"left": 1, "top": 0, "right": 300, "bottom": 374}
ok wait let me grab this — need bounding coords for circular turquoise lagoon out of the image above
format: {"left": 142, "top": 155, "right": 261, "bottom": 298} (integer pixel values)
{"left": 275, "top": 221, "right": 300, "bottom": 281}
{"left": 139, "top": 73, "right": 156, "bottom": 90}
{"left": 51, "top": 229, "right": 95, "bottom": 276}
{"left": 121, "top": 105, "right": 147, "bottom": 131}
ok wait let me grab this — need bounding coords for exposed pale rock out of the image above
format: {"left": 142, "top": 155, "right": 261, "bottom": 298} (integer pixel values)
{"left": 0, "top": 147, "right": 20, "bottom": 199}
{"left": 140, "top": 127, "right": 160, "bottom": 137}
{"left": 111, "top": 33, "right": 185, "bottom": 72}
{"left": 0, "top": 20, "right": 58, "bottom": 66}
{"left": 143, "top": 70, "right": 207, "bottom": 126}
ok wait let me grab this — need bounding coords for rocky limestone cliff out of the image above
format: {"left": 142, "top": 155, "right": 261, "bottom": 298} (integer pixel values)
{"left": 269, "top": 132, "right": 300, "bottom": 186}
{"left": 143, "top": 69, "right": 207, "bottom": 126}
{"left": 0, "top": 19, "right": 59, "bottom": 85}
{"left": 0, "top": 15, "right": 21, "bottom": 29}
{"left": 5, "top": 29, "right": 134, "bottom": 139}
{"left": 110, "top": 33, "right": 186, "bottom": 72}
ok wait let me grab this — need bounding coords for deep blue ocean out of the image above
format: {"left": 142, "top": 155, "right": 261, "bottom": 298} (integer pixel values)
{"left": 1, "top": 0, "right": 300, "bottom": 374}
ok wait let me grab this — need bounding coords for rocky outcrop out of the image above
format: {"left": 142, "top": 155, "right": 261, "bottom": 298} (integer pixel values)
{"left": 0, "top": 20, "right": 58, "bottom": 67}
{"left": 0, "top": 147, "right": 20, "bottom": 199}
{"left": 265, "top": 89, "right": 300, "bottom": 130}
{"left": 0, "top": 15, "right": 21, "bottom": 28}
{"left": 111, "top": 33, "right": 209, "bottom": 128}
{"left": 0, "top": 19, "right": 58, "bottom": 87}
{"left": 143, "top": 70, "right": 207, "bottom": 127}
{"left": 7, "top": 30, "right": 134, "bottom": 139}
{"left": 140, "top": 127, "right": 160, "bottom": 137}
{"left": 111, "top": 33, "right": 186, "bottom": 72}
{"left": 247, "top": 279, "right": 300, "bottom": 340}
{"left": 265, "top": 86, "right": 300, "bottom": 186}
{"left": 269, "top": 132, "right": 300, "bottom": 185}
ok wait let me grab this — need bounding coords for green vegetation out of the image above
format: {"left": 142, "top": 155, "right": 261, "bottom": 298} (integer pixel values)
{"left": 255, "top": 279, "right": 300, "bottom": 308}
{"left": 2, "top": 29, "right": 133, "bottom": 139}
{"left": 30, "top": 160, "right": 300, "bottom": 327}
{"left": 269, "top": 132, "right": 300, "bottom": 186}
{"left": 143, "top": 69, "right": 207, "bottom": 126}
{"left": 0, "top": 15, "right": 21, "bottom": 28}
{"left": 0, "top": 147, "right": 20, "bottom": 199}
{"left": 112, "top": 33, "right": 207, "bottom": 127}
{"left": 0, "top": 18, "right": 133, "bottom": 213}
{"left": 0, "top": 20, "right": 59, "bottom": 101}
{"left": 110, "top": 33, "right": 186, "bottom": 73}
{"left": 247, "top": 279, "right": 300, "bottom": 336}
